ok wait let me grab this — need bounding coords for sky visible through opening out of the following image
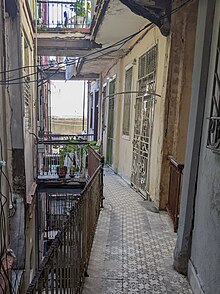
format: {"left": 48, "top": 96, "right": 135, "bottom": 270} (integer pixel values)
{"left": 51, "top": 80, "right": 87, "bottom": 118}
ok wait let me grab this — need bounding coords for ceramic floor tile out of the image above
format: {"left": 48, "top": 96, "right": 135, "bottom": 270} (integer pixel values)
{"left": 83, "top": 168, "right": 192, "bottom": 294}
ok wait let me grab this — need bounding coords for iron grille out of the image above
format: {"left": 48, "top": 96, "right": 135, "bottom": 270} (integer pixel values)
{"left": 24, "top": 76, "right": 31, "bottom": 130}
{"left": 131, "top": 45, "right": 157, "bottom": 197}
{"left": 207, "top": 29, "right": 220, "bottom": 151}
{"left": 138, "top": 46, "right": 157, "bottom": 80}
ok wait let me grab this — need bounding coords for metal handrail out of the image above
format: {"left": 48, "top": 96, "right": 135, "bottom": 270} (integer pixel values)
{"left": 26, "top": 164, "right": 103, "bottom": 293}
{"left": 167, "top": 156, "right": 184, "bottom": 232}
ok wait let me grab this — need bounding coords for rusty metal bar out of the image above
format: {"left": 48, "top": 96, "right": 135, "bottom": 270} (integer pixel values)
{"left": 37, "top": 0, "right": 92, "bottom": 29}
{"left": 26, "top": 165, "right": 102, "bottom": 293}
{"left": 167, "top": 156, "right": 184, "bottom": 232}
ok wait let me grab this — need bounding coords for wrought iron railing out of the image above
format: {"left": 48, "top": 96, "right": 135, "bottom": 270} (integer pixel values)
{"left": 38, "top": 140, "right": 89, "bottom": 179}
{"left": 88, "top": 145, "right": 104, "bottom": 207}
{"left": 27, "top": 163, "right": 103, "bottom": 293}
{"left": 37, "top": 0, "right": 92, "bottom": 30}
{"left": 167, "top": 156, "right": 184, "bottom": 232}
{"left": 43, "top": 133, "right": 94, "bottom": 142}
{"left": 87, "top": 145, "right": 102, "bottom": 177}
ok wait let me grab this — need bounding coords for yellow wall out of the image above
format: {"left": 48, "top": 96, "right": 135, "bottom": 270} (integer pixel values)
{"left": 101, "top": 26, "right": 170, "bottom": 207}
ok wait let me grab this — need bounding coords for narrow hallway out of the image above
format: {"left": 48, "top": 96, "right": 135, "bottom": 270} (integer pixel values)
{"left": 83, "top": 168, "right": 192, "bottom": 294}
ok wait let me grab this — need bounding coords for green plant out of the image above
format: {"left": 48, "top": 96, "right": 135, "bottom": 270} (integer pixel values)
{"left": 59, "top": 148, "right": 67, "bottom": 168}
{"left": 70, "top": 1, "right": 90, "bottom": 18}
{"left": 70, "top": 165, "right": 76, "bottom": 174}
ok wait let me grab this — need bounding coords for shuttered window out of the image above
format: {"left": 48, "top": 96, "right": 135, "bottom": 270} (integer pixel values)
{"left": 122, "top": 67, "right": 133, "bottom": 136}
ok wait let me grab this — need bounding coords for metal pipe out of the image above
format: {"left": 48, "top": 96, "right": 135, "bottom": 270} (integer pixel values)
{"left": 82, "top": 80, "right": 86, "bottom": 132}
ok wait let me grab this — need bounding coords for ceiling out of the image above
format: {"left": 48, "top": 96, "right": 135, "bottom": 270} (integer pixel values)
{"left": 79, "top": 0, "right": 148, "bottom": 76}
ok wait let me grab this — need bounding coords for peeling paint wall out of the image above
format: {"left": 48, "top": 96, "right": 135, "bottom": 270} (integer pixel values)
{"left": 159, "top": 0, "right": 198, "bottom": 209}
{"left": 188, "top": 1, "right": 220, "bottom": 292}
{"left": 173, "top": 1, "right": 220, "bottom": 292}
{"left": 2, "top": 0, "right": 38, "bottom": 289}
{"left": 0, "top": 0, "right": 9, "bottom": 260}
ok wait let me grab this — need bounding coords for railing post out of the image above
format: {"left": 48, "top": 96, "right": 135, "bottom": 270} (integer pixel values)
{"left": 167, "top": 156, "right": 184, "bottom": 232}
{"left": 100, "top": 156, "right": 105, "bottom": 208}
{"left": 26, "top": 165, "right": 102, "bottom": 293}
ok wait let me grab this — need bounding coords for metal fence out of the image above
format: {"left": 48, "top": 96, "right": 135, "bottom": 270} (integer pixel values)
{"left": 167, "top": 156, "right": 184, "bottom": 232}
{"left": 88, "top": 145, "right": 104, "bottom": 207}
{"left": 87, "top": 145, "right": 103, "bottom": 177}
{"left": 43, "top": 133, "right": 94, "bottom": 142}
{"left": 26, "top": 164, "right": 103, "bottom": 293}
{"left": 38, "top": 140, "right": 89, "bottom": 180}
{"left": 37, "top": 0, "right": 92, "bottom": 29}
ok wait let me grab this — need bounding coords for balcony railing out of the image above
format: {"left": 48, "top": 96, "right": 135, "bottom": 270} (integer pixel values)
{"left": 37, "top": 0, "right": 92, "bottom": 30}
{"left": 167, "top": 156, "right": 184, "bottom": 232}
{"left": 27, "top": 162, "right": 103, "bottom": 293}
{"left": 38, "top": 138, "right": 90, "bottom": 180}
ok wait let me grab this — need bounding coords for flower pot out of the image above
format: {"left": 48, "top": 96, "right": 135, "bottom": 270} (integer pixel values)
{"left": 57, "top": 166, "right": 67, "bottom": 178}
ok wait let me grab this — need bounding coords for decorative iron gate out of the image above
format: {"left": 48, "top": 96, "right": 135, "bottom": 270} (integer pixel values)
{"left": 131, "top": 46, "right": 157, "bottom": 198}
{"left": 106, "top": 78, "right": 116, "bottom": 165}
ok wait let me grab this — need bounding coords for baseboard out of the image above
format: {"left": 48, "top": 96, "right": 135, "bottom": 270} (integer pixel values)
{"left": 117, "top": 171, "right": 131, "bottom": 186}
{"left": 188, "top": 260, "right": 205, "bottom": 294}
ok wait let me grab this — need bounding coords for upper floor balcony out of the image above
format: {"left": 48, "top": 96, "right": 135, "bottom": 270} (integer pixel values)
{"left": 37, "top": 133, "right": 100, "bottom": 182}
{"left": 37, "top": 0, "right": 93, "bottom": 32}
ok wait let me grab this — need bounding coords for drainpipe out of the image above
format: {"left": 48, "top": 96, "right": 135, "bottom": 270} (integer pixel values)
{"left": 82, "top": 80, "right": 86, "bottom": 132}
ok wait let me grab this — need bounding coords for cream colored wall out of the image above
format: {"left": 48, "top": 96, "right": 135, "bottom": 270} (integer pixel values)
{"left": 101, "top": 26, "right": 170, "bottom": 207}
{"left": 148, "top": 34, "right": 170, "bottom": 208}
{"left": 159, "top": 0, "right": 198, "bottom": 209}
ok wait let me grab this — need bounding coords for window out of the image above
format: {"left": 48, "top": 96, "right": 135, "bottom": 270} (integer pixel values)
{"left": 24, "top": 76, "right": 31, "bottom": 130}
{"left": 138, "top": 45, "right": 157, "bottom": 94}
{"left": 123, "top": 67, "right": 133, "bottom": 136}
{"left": 207, "top": 29, "right": 220, "bottom": 151}
{"left": 23, "top": 38, "right": 31, "bottom": 130}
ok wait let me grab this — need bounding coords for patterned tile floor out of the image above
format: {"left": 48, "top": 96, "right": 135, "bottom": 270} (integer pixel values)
{"left": 83, "top": 168, "right": 192, "bottom": 294}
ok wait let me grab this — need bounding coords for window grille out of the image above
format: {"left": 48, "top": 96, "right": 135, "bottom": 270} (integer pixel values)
{"left": 24, "top": 76, "right": 31, "bottom": 130}
{"left": 123, "top": 66, "right": 133, "bottom": 136}
{"left": 138, "top": 46, "right": 157, "bottom": 80}
{"left": 131, "top": 45, "right": 157, "bottom": 196}
{"left": 207, "top": 29, "right": 220, "bottom": 151}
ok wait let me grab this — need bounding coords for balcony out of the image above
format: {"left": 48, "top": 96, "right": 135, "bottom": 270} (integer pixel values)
{"left": 36, "top": 1, "right": 101, "bottom": 57}
{"left": 27, "top": 139, "right": 104, "bottom": 293}
{"left": 37, "top": 0, "right": 92, "bottom": 31}
{"left": 37, "top": 133, "right": 96, "bottom": 181}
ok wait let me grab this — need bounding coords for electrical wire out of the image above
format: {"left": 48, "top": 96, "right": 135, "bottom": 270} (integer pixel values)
{"left": 0, "top": 20, "right": 153, "bottom": 85}
{"left": 0, "top": 0, "right": 192, "bottom": 85}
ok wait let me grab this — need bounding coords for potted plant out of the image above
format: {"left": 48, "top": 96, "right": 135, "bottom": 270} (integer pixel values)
{"left": 69, "top": 165, "right": 76, "bottom": 178}
{"left": 57, "top": 148, "right": 68, "bottom": 178}
{"left": 69, "top": 1, "right": 90, "bottom": 27}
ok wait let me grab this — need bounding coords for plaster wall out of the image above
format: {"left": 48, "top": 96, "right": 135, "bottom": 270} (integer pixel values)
{"left": 100, "top": 26, "right": 169, "bottom": 207}
{"left": 159, "top": 0, "right": 198, "bottom": 209}
{"left": 188, "top": 2, "right": 220, "bottom": 292}
{"left": 115, "top": 27, "right": 169, "bottom": 207}
{"left": 173, "top": 0, "right": 217, "bottom": 283}
{"left": 0, "top": 1, "right": 9, "bottom": 258}
{"left": 20, "top": 0, "right": 36, "bottom": 194}
{"left": 4, "top": 12, "right": 27, "bottom": 272}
